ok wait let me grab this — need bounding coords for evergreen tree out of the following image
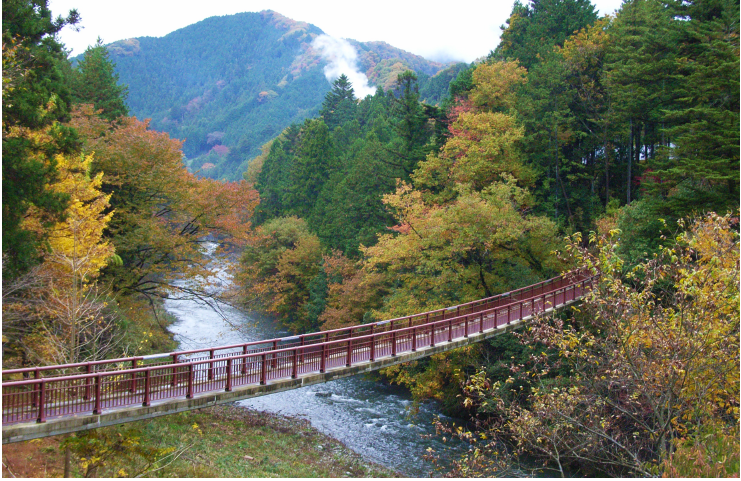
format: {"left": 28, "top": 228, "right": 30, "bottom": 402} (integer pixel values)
{"left": 284, "top": 119, "right": 335, "bottom": 218}
{"left": 494, "top": 0, "right": 598, "bottom": 69}
{"left": 71, "top": 38, "right": 129, "bottom": 121}
{"left": 386, "top": 71, "right": 433, "bottom": 180}
{"left": 2, "top": 0, "right": 80, "bottom": 278}
{"left": 319, "top": 74, "right": 356, "bottom": 130}
{"left": 656, "top": 0, "right": 739, "bottom": 213}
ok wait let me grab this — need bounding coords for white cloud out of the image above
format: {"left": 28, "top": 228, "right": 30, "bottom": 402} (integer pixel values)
{"left": 311, "top": 35, "right": 376, "bottom": 98}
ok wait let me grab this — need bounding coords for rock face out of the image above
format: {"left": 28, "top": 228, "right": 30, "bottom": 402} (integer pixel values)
{"left": 101, "top": 10, "right": 457, "bottom": 180}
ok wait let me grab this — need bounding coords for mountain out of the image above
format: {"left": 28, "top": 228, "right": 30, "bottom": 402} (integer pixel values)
{"left": 102, "top": 10, "right": 463, "bottom": 180}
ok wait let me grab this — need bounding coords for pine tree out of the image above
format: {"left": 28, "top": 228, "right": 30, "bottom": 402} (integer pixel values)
{"left": 71, "top": 38, "right": 129, "bottom": 121}
{"left": 2, "top": 0, "right": 81, "bottom": 278}
{"left": 319, "top": 74, "right": 356, "bottom": 130}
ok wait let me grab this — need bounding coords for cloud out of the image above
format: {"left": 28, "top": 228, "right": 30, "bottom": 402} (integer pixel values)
{"left": 311, "top": 34, "right": 376, "bottom": 98}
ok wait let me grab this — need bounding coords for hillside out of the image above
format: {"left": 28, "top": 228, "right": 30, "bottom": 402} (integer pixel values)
{"left": 104, "top": 10, "right": 460, "bottom": 180}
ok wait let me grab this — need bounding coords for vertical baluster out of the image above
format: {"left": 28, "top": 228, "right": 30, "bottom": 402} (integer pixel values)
{"left": 187, "top": 364, "right": 194, "bottom": 398}
{"left": 320, "top": 343, "right": 327, "bottom": 373}
{"left": 143, "top": 370, "right": 151, "bottom": 406}
{"left": 93, "top": 374, "right": 102, "bottom": 414}
{"left": 32, "top": 369, "right": 40, "bottom": 407}
{"left": 242, "top": 345, "right": 248, "bottom": 375}
{"left": 37, "top": 380, "right": 46, "bottom": 423}
{"left": 170, "top": 354, "right": 179, "bottom": 387}
{"left": 346, "top": 339, "right": 353, "bottom": 367}
{"left": 272, "top": 341, "right": 278, "bottom": 369}
{"left": 83, "top": 365, "right": 91, "bottom": 401}
{"left": 130, "top": 358, "right": 138, "bottom": 394}
{"left": 226, "top": 358, "right": 233, "bottom": 391}
{"left": 292, "top": 349, "right": 298, "bottom": 379}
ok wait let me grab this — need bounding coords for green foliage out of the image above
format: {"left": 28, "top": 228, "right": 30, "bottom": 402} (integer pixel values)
{"left": 239, "top": 216, "right": 323, "bottom": 332}
{"left": 493, "top": 0, "right": 598, "bottom": 69}
{"left": 70, "top": 38, "right": 129, "bottom": 121}
{"left": 2, "top": 0, "right": 80, "bottom": 277}
{"left": 319, "top": 74, "right": 357, "bottom": 129}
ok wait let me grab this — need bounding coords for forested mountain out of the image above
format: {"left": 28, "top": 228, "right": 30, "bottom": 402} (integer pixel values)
{"left": 97, "top": 10, "right": 462, "bottom": 180}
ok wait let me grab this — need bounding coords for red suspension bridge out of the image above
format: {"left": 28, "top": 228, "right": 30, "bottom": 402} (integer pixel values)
{"left": 2, "top": 271, "right": 595, "bottom": 443}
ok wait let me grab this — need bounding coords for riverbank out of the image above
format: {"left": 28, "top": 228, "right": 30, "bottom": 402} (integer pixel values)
{"left": 1, "top": 404, "right": 398, "bottom": 478}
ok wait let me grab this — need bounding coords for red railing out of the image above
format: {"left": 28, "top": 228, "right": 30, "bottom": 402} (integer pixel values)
{"left": 2, "top": 271, "right": 595, "bottom": 426}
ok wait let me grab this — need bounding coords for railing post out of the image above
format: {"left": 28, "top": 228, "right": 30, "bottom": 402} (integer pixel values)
{"left": 130, "top": 358, "right": 138, "bottom": 394}
{"left": 93, "top": 374, "right": 102, "bottom": 414}
{"left": 346, "top": 339, "right": 353, "bottom": 367}
{"left": 507, "top": 304, "right": 511, "bottom": 324}
{"left": 143, "top": 370, "right": 151, "bottom": 406}
{"left": 37, "top": 380, "right": 46, "bottom": 423}
{"left": 32, "top": 369, "right": 40, "bottom": 407}
{"left": 412, "top": 327, "right": 417, "bottom": 352}
{"left": 171, "top": 354, "right": 179, "bottom": 387}
{"left": 391, "top": 331, "right": 397, "bottom": 356}
{"left": 390, "top": 320, "right": 395, "bottom": 332}
{"left": 186, "top": 364, "right": 194, "bottom": 398}
{"left": 320, "top": 344, "right": 327, "bottom": 373}
{"left": 464, "top": 316, "right": 469, "bottom": 337}
{"left": 208, "top": 349, "right": 215, "bottom": 381}
{"left": 242, "top": 345, "right": 248, "bottom": 375}
{"left": 292, "top": 349, "right": 298, "bottom": 379}
{"left": 430, "top": 323, "right": 436, "bottom": 347}
{"left": 272, "top": 341, "right": 278, "bottom": 369}
{"left": 260, "top": 354, "right": 267, "bottom": 385}
{"left": 480, "top": 313, "right": 484, "bottom": 333}
{"left": 299, "top": 336, "right": 305, "bottom": 364}
{"left": 448, "top": 319, "right": 453, "bottom": 342}
{"left": 84, "top": 365, "right": 91, "bottom": 401}
{"left": 370, "top": 334, "right": 376, "bottom": 362}
{"left": 226, "top": 358, "right": 233, "bottom": 391}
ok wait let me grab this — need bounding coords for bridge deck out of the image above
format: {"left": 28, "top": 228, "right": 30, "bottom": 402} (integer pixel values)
{"left": 2, "top": 272, "right": 593, "bottom": 443}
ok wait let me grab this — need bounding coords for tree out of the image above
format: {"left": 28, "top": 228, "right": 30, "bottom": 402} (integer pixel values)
{"left": 70, "top": 38, "right": 129, "bottom": 121}
{"left": 3, "top": 151, "right": 119, "bottom": 367}
{"left": 439, "top": 212, "right": 739, "bottom": 477}
{"left": 655, "top": 0, "right": 740, "bottom": 214}
{"left": 69, "top": 105, "right": 258, "bottom": 303}
{"left": 284, "top": 119, "right": 335, "bottom": 219}
{"left": 494, "top": 0, "right": 598, "bottom": 70}
{"left": 2, "top": 0, "right": 81, "bottom": 277}
{"left": 319, "top": 74, "right": 356, "bottom": 129}
{"left": 239, "top": 216, "right": 322, "bottom": 332}
{"left": 384, "top": 71, "right": 434, "bottom": 180}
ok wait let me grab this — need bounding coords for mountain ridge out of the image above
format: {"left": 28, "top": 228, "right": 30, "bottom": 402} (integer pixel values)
{"left": 99, "top": 10, "right": 463, "bottom": 180}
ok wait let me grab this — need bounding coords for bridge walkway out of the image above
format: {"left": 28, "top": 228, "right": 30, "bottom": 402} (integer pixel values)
{"left": 2, "top": 271, "right": 594, "bottom": 443}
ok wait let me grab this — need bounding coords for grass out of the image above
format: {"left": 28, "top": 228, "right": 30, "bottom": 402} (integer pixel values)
{"left": 2, "top": 404, "right": 398, "bottom": 478}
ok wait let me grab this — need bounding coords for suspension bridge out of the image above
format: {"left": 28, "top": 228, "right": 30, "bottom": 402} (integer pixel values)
{"left": 2, "top": 271, "right": 595, "bottom": 443}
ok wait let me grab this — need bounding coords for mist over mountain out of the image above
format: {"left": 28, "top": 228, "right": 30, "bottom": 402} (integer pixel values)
{"left": 103, "top": 10, "right": 464, "bottom": 180}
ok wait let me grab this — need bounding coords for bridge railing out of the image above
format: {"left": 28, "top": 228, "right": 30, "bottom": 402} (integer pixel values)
{"left": 2, "top": 273, "right": 595, "bottom": 426}
{"left": 2, "top": 271, "right": 585, "bottom": 384}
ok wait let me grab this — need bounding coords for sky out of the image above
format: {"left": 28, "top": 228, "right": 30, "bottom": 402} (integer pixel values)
{"left": 48, "top": 0, "right": 625, "bottom": 63}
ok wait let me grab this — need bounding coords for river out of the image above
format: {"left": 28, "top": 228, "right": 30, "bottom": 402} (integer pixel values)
{"left": 162, "top": 247, "right": 465, "bottom": 477}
